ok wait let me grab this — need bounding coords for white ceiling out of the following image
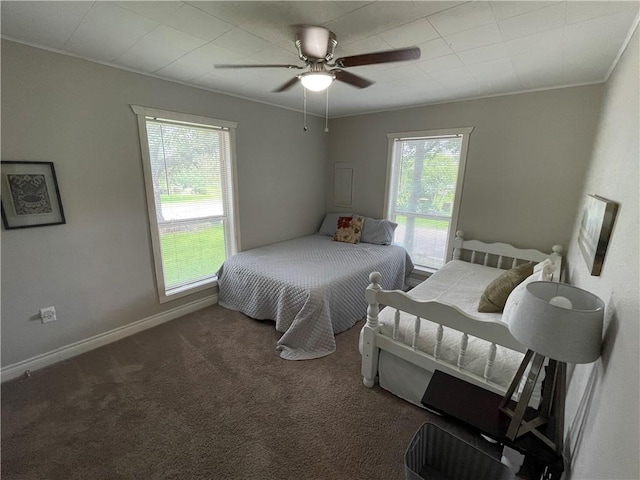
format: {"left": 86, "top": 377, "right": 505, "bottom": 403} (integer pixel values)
{"left": 2, "top": 1, "right": 638, "bottom": 117}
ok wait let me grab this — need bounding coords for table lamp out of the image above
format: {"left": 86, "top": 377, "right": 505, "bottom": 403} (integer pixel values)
{"left": 499, "top": 281, "right": 604, "bottom": 454}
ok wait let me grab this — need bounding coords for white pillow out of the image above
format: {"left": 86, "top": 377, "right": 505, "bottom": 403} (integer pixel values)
{"left": 317, "top": 212, "right": 352, "bottom": 236}
{"left": 361, "top": 217, "right": 397, "bottom": 245}
{"left": 533, "top": 258, "right": 555, "bottom": 281}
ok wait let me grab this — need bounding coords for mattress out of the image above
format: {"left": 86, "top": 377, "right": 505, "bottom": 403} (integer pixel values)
{"left": 218, "top": 234, "right": 413, "bottom": 360}
{"left": 377, "top": 260, "right": 527, "bottom": 392}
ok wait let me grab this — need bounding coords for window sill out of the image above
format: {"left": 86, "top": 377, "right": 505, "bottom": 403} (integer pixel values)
{"left": 412, "top": 266, "right": 438, "bottom": 276}
{"left": 406, "top": 266, "right": 436, "bottom": 288}
{"left": 160, "top": 277, "right": 219, "bottom": 304}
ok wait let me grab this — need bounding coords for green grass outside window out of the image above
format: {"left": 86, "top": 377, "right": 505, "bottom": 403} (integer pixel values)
{"left": 160, "top": 224, "right": 226, "bottom": 288}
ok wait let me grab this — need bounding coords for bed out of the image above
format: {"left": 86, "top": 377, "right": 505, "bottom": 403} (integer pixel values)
{"left": 360, "top": 231, "right": 563, "bottom": 407}
{"left": 218, "top": 233, "right": 413, "bottom": 360}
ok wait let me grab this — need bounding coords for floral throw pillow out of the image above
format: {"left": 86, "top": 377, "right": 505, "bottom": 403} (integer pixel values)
{"left": 333, "top": 215, "right": 364, "bottom": 244}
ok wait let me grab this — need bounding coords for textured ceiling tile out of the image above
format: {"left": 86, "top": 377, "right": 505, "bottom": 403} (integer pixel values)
{"left": 563, "top": 41, "right": 622, "bottom": 81}
{"left": 195, "top": 42, "right": 246, "bottom": 64}
{"left": 566, "top": 1, "right": 640, "bottom": 25}
{"left": 416, "top": 54, "right": 463, "bottom": 74}
{"left": 247, "top": 44, "right": 300, "bottom": 65}
{"left": 1, "top": 1, "right": 93, "bottom": 48}
{"left": 562, "top": 58, "right": 610, "bottom": 83}
{"left": 323, "top": 2, "right": 421, "bottom": 44}
{"left": 213, "top": 27, "right": 273, "bottom": 56}
{"left": 443, "top": 23, "right": 503, "bottom": 52}
{"left": 116, "top": 47, "right": 186, "bottom": 73}
{"left": 511, "top": 49, "right": 565, "bottom": 87}
{"left": 457, "top": 43, "right": 509, "bottom": 66}
{"left": 468, "top": 58, "right": 520, "bottom": 85}
{"left": 284, "top": 1, "right": 349, "bottom": 25}
{"left": 115, "top": 25, "right": 206, "bottom": 72}
{"left": 159, "top": 3, "right": 234, "bottom": 41}
{"left": 119, "top": 1, "right": 183, "bottom": 20}
{"left": 143, "top": 24, "right": 207, "bottom": 52}
{"left": 427, "top": 2, "right": 496, "bottom": 36}
{"left": 565, "top": 10, "right": 637, "bottom": 46}
{"left": 489, "top": 1, "right": 560, "bottom": 22}
{"left": 187, "top": 2, "right": 274, "bottom": 27}
{"left": 65, "top": 23, "right": 143, "bottom": 62}
{"left": 83, "top": 2, "right": 159, "bottom": 36}
{"left": 241, "top": 23, "right": 293, "bottom": 44}
{"left": 498, "top": 2, "right": 567, "bottom": 41}
{"left": 411, "top": 1, "right": 466, "bottom": 18}
{"left": 378, "top": 18, "right": 440, "bottom": 48}
{"left": 504, "top": 27, "right": 566, "bottom": 56}
{"left": 429, "top": 66, "right": 476, "bottom": 87}
{"left": 415, "top": 37, "right": 455, "bottom": 61}
{"left": 155, "top": 44, "right": 245, "bottom": 81}
{"left": 337, "top": 36, "right": 394, "bottom": 56}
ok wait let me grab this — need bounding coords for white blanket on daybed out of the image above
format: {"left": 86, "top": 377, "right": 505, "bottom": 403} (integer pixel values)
{"left": 218, "top": 235, "right": 413, "bottom": 360}
{"left": 377, "top": 260, "right": 526, "bottom": 389}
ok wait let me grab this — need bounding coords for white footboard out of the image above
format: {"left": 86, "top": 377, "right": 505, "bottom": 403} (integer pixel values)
{"left": 361, "top": 232, "right": 563, "bottom": 396}
{"left": 362, "top": 274, "right": 525, "bottom": 395}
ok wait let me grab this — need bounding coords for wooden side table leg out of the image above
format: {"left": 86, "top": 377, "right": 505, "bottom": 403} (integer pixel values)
{"left": 505, "top": 352, "right": 546, "bottom": 441}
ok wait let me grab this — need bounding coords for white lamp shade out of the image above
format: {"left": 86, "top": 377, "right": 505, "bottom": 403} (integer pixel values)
{"left": 300, "top": 72, "right": 334, "bottom": 92}
{"left": 508, "top": 282, "right": 604, "bottom": 364}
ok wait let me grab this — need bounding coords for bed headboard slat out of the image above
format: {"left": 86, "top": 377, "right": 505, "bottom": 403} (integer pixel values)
{"left": 393, "top": 310, "right": 400, "bottom": 340}
{"left": 412, "top": 316, "right": 421, "bottom": 350}
{"left": 451, "top": 230, "right": 563, "bottom": 279}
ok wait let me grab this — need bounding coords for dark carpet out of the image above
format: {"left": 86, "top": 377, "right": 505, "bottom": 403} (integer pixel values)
{"left": 1, "top": 305, "right": 496, "bottom": 480}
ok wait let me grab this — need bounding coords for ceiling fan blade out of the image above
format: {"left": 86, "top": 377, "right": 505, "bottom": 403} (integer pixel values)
{"left": 333, "top": 69, "right": 373, "bottom": 89}
{"left": 215, "top": 64, "right": 303, "bottom": 69}
{"left": 333, "top": 46, "right": 421, "bottom": 68}
{"left": 273, "top": 76, "right": 300, "bottom": 92}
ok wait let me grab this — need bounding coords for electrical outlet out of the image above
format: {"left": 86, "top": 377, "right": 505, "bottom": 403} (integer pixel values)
{"left": 40, "top": 306, "right": 57, "bottom": 324}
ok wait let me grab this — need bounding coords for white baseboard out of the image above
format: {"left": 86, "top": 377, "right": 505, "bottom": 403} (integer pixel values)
{"left": 1, "top": 295, "right": 218, "bottom": 383}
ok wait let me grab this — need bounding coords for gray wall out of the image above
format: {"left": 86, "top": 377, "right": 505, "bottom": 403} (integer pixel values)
{"left": 563, "top": 29, "right": 639, "bottom": 479}
{"left": 327, "top": 84, "right": 604, "bottom": 253}
{"left": 1, "top": 40, "right": 327, "bottom": 367}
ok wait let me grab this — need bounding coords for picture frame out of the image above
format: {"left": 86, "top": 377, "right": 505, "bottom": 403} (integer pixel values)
{"left": 1, "top": 161, "right": 66, "bottom": 229}
{"left": 577, "top": 194, "right": 618, "bottom": 276}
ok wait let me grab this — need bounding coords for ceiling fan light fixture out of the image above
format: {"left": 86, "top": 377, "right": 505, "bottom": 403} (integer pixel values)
{"left": 300, "top": 72, "right": 334, "bottom": 92}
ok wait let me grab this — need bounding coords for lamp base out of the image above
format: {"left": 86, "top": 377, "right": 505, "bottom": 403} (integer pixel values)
{"left": 499, "top": 350, "right": 566, "bottom": 454}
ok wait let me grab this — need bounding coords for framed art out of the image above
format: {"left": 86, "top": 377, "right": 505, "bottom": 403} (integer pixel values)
{"left": 577, "top": 194, "right": 618, "bottom": 276}
{"left": 1, "top": 161, "right": 66, "bottom": 229}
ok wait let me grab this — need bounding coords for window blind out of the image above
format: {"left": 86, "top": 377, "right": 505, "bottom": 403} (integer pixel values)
{"left": 388, "top": 135, "right": 464, "bottom": 269}
{"left": 145, "top": 118, "right": 232, "bottom": 292}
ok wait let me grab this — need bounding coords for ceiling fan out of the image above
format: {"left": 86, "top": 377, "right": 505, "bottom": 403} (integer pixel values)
{"left": 215, "top": 25, "right": 421, "bottom": 93}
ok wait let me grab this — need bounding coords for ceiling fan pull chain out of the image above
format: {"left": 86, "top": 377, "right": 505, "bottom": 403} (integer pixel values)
{"left": 325, "top": 88, "right": 329, "bottom": 133}
{"left": 303, "top": 87, "right": 308, "bottom": 131}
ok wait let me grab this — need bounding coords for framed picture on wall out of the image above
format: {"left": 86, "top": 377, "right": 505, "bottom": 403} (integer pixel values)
{"left": 1, "top": 161, "right": 66, "bottom": 229}
{"left": 577, "top": 194, "right": 618, "bottom": 276}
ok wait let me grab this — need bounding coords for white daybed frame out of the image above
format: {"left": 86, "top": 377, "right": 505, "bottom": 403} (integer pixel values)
{"left": 361, "top": 231, "right": 563, "bottom": 396}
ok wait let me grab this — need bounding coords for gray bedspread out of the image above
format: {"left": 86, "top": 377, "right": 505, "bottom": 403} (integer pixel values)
{"left": 218, "top": 235, "right": 413, "bottom": 360}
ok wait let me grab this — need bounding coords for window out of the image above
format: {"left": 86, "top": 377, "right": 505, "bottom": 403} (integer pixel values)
{"left": 385, "top": 127, "right": 473, "bottom": 271}
{"left": 132, "top": 106, "right": 239, "bottom": 302}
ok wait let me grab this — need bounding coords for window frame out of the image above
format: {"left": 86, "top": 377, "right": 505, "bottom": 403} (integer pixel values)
{"left": 131, "top": 105, "right": 240, "bottom": 303}
{"left": 384, "top": 127, "right": 473, "bottom": 271}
